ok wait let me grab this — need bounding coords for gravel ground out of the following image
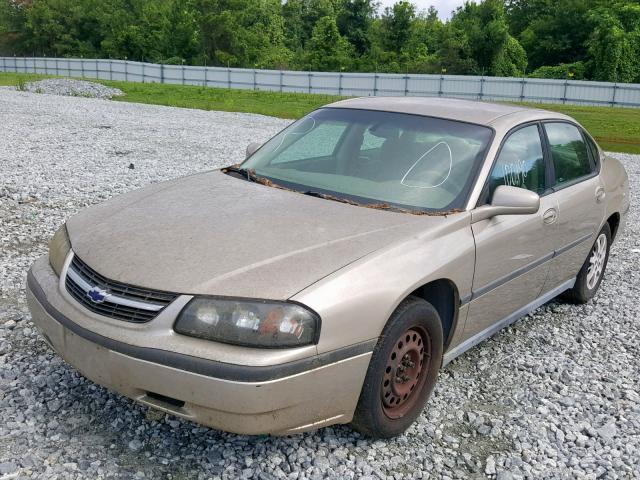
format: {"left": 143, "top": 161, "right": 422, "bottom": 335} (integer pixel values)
{"left": 23, "top": 79, "right": 123, "bottom": 99}
{"left": 0, "top": 88, "right": 638, "bottom": 480}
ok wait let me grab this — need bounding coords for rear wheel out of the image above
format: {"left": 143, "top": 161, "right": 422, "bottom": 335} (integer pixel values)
{"left": 562, "top": 223, "right": 611, "bottom": 304}
{"left": 351, "top": 296, "right": 443, "bottom": 438}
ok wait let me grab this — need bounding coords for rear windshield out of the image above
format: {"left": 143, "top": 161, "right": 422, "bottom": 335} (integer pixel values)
{"left": 242, "top": 108, "right": 493, "bottom": 212}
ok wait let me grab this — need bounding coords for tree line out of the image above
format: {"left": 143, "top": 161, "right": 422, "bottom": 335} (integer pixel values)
{"left": 1, "top": 0, "right": 639, "bottom": 83}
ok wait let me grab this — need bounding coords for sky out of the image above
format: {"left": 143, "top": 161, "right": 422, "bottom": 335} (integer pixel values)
{"left": 377, "top": 0, "right": 465, "bottom": 20}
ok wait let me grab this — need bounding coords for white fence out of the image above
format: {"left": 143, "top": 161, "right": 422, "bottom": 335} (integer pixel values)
{"left": 2, "top": 56, "right": 640, "bottom": 108}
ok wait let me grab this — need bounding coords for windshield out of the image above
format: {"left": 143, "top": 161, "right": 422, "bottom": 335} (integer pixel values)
{"left": 242, "top": 108, "right": 493, "bottom": 212}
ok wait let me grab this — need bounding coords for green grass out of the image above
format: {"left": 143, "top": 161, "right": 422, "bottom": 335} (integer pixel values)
{"left": 518, "top": 102, "right": 640, "bottom": 154}
{"left": 102, "top": 80, "right": 343, "bottom": 119}
{"left": 1, "top": 72, "right": 638, "bottom": 153}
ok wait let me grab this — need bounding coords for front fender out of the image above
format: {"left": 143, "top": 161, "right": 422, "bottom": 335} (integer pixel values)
{"left": 292, "top": 212, "right": 475, "bottom": 355}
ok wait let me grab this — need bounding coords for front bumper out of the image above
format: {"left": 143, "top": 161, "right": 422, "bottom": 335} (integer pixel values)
{"left": 26, "top": 256, "right": 372, "bottom": 435}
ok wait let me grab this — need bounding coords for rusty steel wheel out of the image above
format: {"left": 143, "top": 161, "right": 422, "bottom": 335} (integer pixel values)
{"left": 351, "top": 296, "right": 443, "bottom": 438}
{"left": 381, "top": 327, "right": 430, "bottom": 419}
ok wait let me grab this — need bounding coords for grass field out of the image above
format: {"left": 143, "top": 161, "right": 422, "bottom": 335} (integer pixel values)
{"left": 1, "top": 72, "right": 638, "bottom": 154}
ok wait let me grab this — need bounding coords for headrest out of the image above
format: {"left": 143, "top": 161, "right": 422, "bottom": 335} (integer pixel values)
{"left": 369, "top": 124, "right": 400, "bottom": 139}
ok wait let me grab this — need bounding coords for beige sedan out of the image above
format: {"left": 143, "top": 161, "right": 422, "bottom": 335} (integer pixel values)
{"left": 27, "top": 97, "right": 629, "bottom": 438}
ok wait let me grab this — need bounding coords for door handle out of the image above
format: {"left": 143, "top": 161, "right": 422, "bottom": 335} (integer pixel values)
{"left": 595, "top": 187, "right": 606, "bottom": 203}
{"left": 543, "top": 208, "right": 558, "bottom": 224}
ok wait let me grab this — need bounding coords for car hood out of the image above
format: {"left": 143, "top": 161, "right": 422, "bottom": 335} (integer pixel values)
{"left": 66, "top": 171, "right": 441, "bottom": 299}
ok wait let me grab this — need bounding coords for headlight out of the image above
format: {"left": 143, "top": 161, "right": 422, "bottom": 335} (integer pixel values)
{"left": 49, "top": 224, "right": 71, "bottom": 277}
{"left": 174, "top": 297, "right": 320, "bottom": 348}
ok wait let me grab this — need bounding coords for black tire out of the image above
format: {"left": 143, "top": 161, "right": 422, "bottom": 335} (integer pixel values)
{"left": 351, "top": 296, "right": 443, "bottom": 438}
{"left": 562, "top": 223, "right": 611, "bottom": 304}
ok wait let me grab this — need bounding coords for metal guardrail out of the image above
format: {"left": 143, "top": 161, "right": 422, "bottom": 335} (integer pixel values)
{"left": 2, "top": 56, "right": 639, "bottom": 108}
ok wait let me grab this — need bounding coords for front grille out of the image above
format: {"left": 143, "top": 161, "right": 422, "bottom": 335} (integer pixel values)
{"left": 65, "top": 254, "right": 178, "bottom": 323}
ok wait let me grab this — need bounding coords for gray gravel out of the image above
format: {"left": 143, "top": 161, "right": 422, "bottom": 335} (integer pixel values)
{"left": 1, "top": 88, "right": 639, "bottom": 479}
{"left": 23, "top": 79, "right": 123, "bottom": 99}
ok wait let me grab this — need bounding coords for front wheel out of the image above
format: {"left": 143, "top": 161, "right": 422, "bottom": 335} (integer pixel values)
{"left": 351, "top": 296, "right": 443, "bottom": 438}
{"left": 562, "top": 223, "right": 611, "bottom": 304}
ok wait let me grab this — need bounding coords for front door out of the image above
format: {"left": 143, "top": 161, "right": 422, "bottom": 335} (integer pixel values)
{"left": 463, "top": 123, "right": 558, "bottom": 342}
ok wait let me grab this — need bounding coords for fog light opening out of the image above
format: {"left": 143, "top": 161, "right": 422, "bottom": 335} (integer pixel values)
{"left": 145, "top": 391, "right": 185, "bottom": 409}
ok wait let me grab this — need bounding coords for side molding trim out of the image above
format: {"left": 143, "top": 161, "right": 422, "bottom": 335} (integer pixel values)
{"left": 442, "top": 278, "right": 576, "bottom": 366}
{"left": 554, "top": 233, "right": 593, "bottom": 257}
{"left": 471, "top": 252, "right": 554, "bottom": 300}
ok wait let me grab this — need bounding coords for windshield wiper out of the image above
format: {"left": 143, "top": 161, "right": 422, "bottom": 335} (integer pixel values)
{"left": 221, "top": 165, "right": 256, "bottom": 182}
{"left": 302, "top": 190, "right": 359, "bottom": 206}
{"left": 301, "top": 190, "right": 328, "bottom": 199}
{"left": 302, "top": 190, "right": 443, "bottom": 215}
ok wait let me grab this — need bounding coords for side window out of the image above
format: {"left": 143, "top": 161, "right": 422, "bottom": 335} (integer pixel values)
{"left": 488, "top": 125, "right": 546, "bottom": 198}
{"left": 272, "top": 121, "right": 347, "bottom": 164}
{"left": 544, "top": 122, "right": 593, "bottom": 185}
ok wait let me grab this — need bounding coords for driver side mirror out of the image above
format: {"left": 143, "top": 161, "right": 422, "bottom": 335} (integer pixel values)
{"left": 471, "top": 186, "right": 540, "bottom": 223}
{"left": 246, "top": 142, "right": 262, "bottom": 159}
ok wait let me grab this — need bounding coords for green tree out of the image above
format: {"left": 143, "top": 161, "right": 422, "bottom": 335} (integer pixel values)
{"left": 514, "top": 0, "right": 597, "bottom": 70}
{"left": 435, "top": 22, "right": 478, "bottom": 74}
{"left": 336, "top": 0, "right": 376, "bottom": 55}
{"left": 193, "top": 0, "right": 290, "bottom": 68}
{"left": 282, "top": 0, "right": 341, "bottom": 52}
{"left": 588, "top": 2, "right": 640, "bottom": 83}
{"left": 379, "top": 1, "right": 415, "bottom": 54}
{"left": 305, "top": 15, "right": 353, "bottom": 71}
{"left": 450, "top": 0, "right": 507, "bottom": 74}
{"left": 1, "top": 0, "right": 639, "bottom": 83}
{"left": 491, "top": 34, "right": 527, "bottom": 76}
{"left": 529, "top": 61, "right": 586, "bottom": 80}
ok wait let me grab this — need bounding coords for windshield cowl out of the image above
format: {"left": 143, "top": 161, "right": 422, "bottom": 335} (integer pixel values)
{"left": 222, "top": 165, "right": 464, "bottom": 216}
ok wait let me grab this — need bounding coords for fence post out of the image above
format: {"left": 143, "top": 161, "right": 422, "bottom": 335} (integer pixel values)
{"left": 254, "top": 69, "right": 257, "bottom": 90}
{"left": 404, "top": 74, "right": 409, "bottom": 96}
{"left": 181, "top": 63, "right": 185, "bottom": 85}
{"left": 438, "top": 74, "right": 444, "bottom": 97}
{"left": 338, "top": 72, "right": 343, "bottom": 96}
{"left": 55, "top": 57, "right": 59, "bottom": 75}
{"left": 227, "top": 67, "right": 231, "bottom": 89}
{"left": 142, "top": 62, "right": 145, "bottom": 83}
{"left": 562, "top": 79, "right": 568, "bottom": 104}
{"left": 280, "top": 70, "right": 283, "bottom": 93}
{"left": 14, "top": 55, "right": 17, "bottom": 73}
{"left": 479, "top": 76, "right": 484, "bottom": 100}
{"left": 373, "top": 73, "right": 378, "bottom": 96}
{"left": 1, "top": 57, "right": 5, "bottom": 73}
{"left": 308, "top": 72, "right": 312, "bottom": 93}
{"left": 160, "top": 63, "right": 164, "bottom": 83}
{"left": 520, "top": 77, "right": 526, "bottom": 101}
{"left": 81, "top": 58, "right": 84, "bottom": 78}
{"left": 109, "top": 59, "right": 113, "bottom": 81}
{"left": 203, "top": 65, "right": 206, "bottom": 87}
{"left": 610, "top": 83, "right": 618, "bottom": 107}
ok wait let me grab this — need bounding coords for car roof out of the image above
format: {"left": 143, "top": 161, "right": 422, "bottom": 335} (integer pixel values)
{"left": 324, "top": 97, "right": 572, "bottom": 128}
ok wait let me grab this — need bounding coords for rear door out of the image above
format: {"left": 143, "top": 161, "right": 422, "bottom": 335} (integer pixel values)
{"left": 541, "top": 122, "right": 606, "bottom": 290}
{"left": 463, "top": 123, "right": 557, "bottom": 341}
